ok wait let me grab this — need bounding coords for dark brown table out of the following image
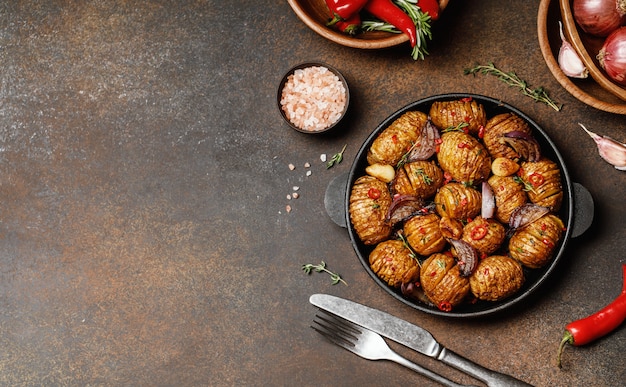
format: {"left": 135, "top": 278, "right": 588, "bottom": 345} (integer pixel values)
{"left": 0, "top": 1, "right": 624, "bottom": 386}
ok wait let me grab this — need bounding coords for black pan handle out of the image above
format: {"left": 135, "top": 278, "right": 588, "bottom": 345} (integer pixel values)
{"left": 324, "top": 172, "right": 349, "bottom": 228}
{"left": 571, "top": 182, "right": 593, "bottom": 238}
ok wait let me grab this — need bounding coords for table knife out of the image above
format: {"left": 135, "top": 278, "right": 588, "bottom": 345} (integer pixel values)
{"left": 309, "top": 294, "right": 533, "bottom": 387}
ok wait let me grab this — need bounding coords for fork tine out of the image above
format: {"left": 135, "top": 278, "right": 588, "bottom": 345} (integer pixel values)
{"left": 312, "top": 314, "right": 358, "bottom": 348}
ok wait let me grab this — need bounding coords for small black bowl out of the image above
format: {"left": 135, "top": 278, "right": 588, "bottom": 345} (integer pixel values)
{"left": 277, "top": 62, "right": 350, "bottom": 134}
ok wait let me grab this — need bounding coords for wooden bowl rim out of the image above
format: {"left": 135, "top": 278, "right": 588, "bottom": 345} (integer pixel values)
{"left": 537, "top": 0, "right": 626, "bottom": 114}
{"left": 287, "top": 0, "right": 448, "bottom": 49}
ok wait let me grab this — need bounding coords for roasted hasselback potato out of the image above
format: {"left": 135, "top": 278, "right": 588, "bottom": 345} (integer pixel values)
{"left": 349, "top": 175, "right": 392, "bottom": 245}
{"left": 429, "top": 99, "right": 487, "bottom": 136}
{"left": 509, "top": 214, "right": 565, "bottom": 268}
{"left": 404, "top": 213, "right": 446, "bottom": 256}
{"left": 420, "top": 253, "right": 470, "bottom": 310}
{"left": 519, "top": 159, "right": 563, "bottom": 212}
{"left": 487, "top": 175, "right": 528, "bottom": 224}
{"left": 470, "top": 255, "right": 524, "bottom": 301}
{"left": 439, "top": 216, "right": 464, "bottom": 240}
{"left": 437, "top": 131, "right": 491, "bottom": 183}
{"left": 367, "top": 111, "right": 428, "bottom": 166}
{"left": 369, "top": 240, "right": 420, "bottom": 288}
{"left": 391, "top": 160, "right": 444, "bottom": 199}
{"left": 483, "top": 113, "right": 533, "bottom": 160}
{"left": 461, "top": 216, "right": 506, "bottom": 257}
{"left": 435, "top": 182, "right": 482, "bottom": 220}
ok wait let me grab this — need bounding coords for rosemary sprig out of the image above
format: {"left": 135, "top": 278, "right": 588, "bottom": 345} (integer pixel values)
{"left": 464, "top": 62, "right": 562, "bottom": 111}
{"left": 326, "top": 144, "right": 347, "bottom": 169}
{"left": 441, "top": 122, "right": 469, "bottom": 133}
{"left": 397, "top": 231, "right": 420, "bottom": 264}
{"left": 361, "top": 0, "right": 432, "bottom": 60}
{"left": 302, "top": 261, "right": 347, "bottom": 285}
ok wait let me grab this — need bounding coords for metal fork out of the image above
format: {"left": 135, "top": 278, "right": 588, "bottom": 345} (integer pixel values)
{"left": 312, "top": 311, "right": 479, "bottom": 387}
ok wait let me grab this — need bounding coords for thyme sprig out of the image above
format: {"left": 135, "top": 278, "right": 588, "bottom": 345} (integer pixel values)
{"left": 326, "top": 144, "right": 347, "bottom": 169}
{"left": 302, "top": 261, "right": 347, "bottom": 285}
{"left": 361, "top": 0, "right": 432, "bottom": 60}
{"left": 464, "top": 62, "right": 562, "bottom": 111}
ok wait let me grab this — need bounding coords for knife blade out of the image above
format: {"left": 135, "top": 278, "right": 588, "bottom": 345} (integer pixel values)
{"left": 310, "top": 294, "right": 533, "bottom": 387}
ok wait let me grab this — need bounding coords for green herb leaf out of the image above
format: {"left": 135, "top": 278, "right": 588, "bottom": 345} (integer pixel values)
{"left": 326, "top": 144, "right": 347, "bottom": 169}
{"left": 464, "top": 62, "right": 562, "bottom": 111}
{"left": 302, "top": 261, "right": 347, "bottom": 286}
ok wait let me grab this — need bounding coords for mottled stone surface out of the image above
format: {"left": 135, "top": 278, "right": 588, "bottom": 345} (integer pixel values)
{"left": 0, "top": 1, "right": 624, "bottom": 386}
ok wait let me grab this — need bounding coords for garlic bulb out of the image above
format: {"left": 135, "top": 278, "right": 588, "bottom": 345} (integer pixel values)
{"left": 579, "top": 123, "right": 626, "bottom": 171}
{"left": 559, "top": 22, "right": 589, "bottom": 79}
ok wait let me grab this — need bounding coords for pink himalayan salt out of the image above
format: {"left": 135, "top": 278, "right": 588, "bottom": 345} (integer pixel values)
{"left": 280, "top": 66, "right": 347, "bottom": 132}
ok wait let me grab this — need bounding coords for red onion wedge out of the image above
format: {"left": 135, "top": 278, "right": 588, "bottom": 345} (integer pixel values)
{"left": 509, "top": 203, "right": 551, "bottom": 230}
{"left": 481, "top": 181, "right": 495, "bottom": 219}
{"left": 385, "top": 194, "right": 425, "bottom": 227}
{"left": 503, "top": 131, "right": 541, "bottom": 162}
{"left": 448, "top": 239, "right": 479, "bottom": 277}
{"left": 406, "top": 118, "right": 440, "bottom": 162}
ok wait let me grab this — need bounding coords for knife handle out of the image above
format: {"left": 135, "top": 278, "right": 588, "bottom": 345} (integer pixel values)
{"left": 437, "top": 347, "right": 534, "bottom": 387}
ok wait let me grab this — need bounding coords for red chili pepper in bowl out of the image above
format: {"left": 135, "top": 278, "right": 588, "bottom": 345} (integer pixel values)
{"left": 364, "top": 0, "right": 417, "bottom": 47}
{"left": 330, "top": 9, "right": 361, "bottom": 35}
{"left": 418, "top": 0, "right": 440, "bottom": 21}
{"left": 325, "top": 0, "right": 368, "bottom": 26}
{"left": 557, "top": 264, "right": 626, "bottom": 368}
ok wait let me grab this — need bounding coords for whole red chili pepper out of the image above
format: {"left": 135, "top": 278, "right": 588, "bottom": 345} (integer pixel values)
{"left": 364, "top": 0, "right": 417, "bottom": 47}
{"left": 418, "top": 0, "right": 440, "bottom": 21}
{"left": 556, "top": 264, "right": 626, "bottom": 368}
{"left": 325, "top": 0, "right": 368, "bottom": 26}
{"left": 329, "top": 8, "right": 361, "bottom": 35}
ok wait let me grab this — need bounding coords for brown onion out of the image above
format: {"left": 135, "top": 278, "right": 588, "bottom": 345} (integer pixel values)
{"left": 598, "top": 27, "right": 626, "bottom": 86}
{"left": 573, "top": 0, "right": 626, "bottom": 38}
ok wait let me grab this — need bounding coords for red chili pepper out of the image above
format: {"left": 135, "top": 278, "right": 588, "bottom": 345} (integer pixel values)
{"left": 419, "top": 0, "right": 440, "bottom": 20}
{"left": 334, "top": 11, "right": 361, "bottom": 35}
{"left": 528, "top": 172, "right": 544, "bottom": 187}
{"left": 470, "top": 224, "right": 488, "bottom": 240}
{"left": 438, "top": 301, "right": 452, "bottom": 312}
{"left": 477, "top": 125, "right": 485, "bottom": 139}
{"left": 364, "top": 0, "right": 417, "bottom": 47}
{"left": 325, "top": 0, "right": 368, "bottom": 25}
{"left": 367, "top": 187, "right": 381, "bottom": 199}
{"left": 557, "top": 264, "right": 626, "bottom": 368}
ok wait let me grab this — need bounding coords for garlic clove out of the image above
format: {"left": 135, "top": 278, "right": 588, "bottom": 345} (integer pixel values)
{"left": 558, "top": 22, "right": 589, "bottom": 79}
{"left": 579, "top": 123, "right": 626, "bottom": 170}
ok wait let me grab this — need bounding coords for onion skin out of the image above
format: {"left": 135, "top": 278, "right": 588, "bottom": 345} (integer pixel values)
{"left": 598, "top": 27, "right": 626, "bottom": 86}
{"left": 573, "top": 0, "right": 626, "bottom": 38}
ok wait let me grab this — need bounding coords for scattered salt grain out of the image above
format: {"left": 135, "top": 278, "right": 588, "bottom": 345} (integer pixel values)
{"left": 293, "top": 186, "right": 299, "bottom": 191}
{"left": 280, "top": 66, "right": 347, "bottom": 132}
{"left": 320, "top": 154, "right": 327, "bottom": 162}
{"left": 292, "top": 192, "right": 300, "bottom": 199}
{"left": 287, "top": 194, "right": 292, "bottom": 200}
{"left": 286, "top": 205, "right": 292, "bottom": 213}
{"left": 304, "top": 162, "right": 310, "bottom": 168}
{"left": 288, "top": 163, "right": 296, "bottom": 170}
{"left": 306, "top": 170, "right": 312, "bottom": 177}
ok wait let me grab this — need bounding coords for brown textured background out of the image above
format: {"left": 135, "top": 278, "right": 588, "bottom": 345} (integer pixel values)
{"left": 0, "top": 1, "right": 624, "bottom": 386}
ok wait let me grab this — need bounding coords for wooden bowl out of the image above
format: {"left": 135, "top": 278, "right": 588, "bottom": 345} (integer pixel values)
{"left": 537, "top": 0, "right": 626, "bottom": 114}
{"left": 287, "top": 0, "right": 449, "bottom": 49}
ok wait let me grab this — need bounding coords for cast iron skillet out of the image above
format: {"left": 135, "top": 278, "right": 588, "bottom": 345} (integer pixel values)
{"left": 326, "top": 93, "right": 593, "bottom": 318}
